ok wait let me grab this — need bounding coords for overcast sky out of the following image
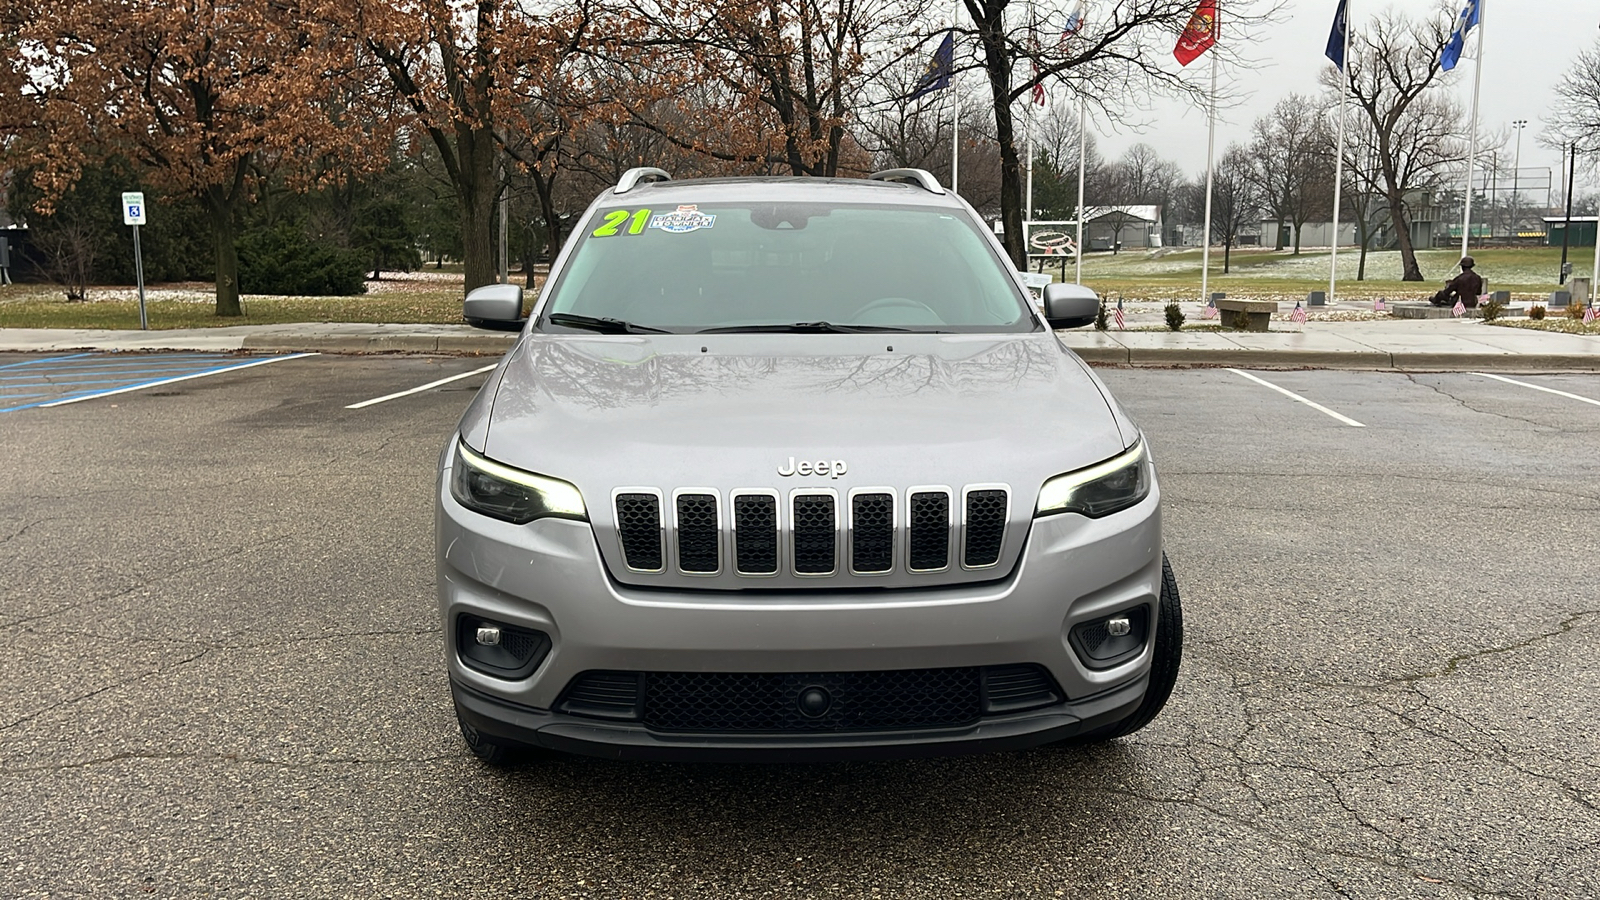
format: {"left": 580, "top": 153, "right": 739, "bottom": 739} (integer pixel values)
{"left": 1087, "top": 0, "right": 1600, "bottom": 186}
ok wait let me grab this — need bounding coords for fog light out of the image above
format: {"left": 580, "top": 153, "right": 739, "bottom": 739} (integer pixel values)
{"left": 1069, "top": 607, "right": 1149, "bottom": 670}
{"left": 457, "top": 616, "right": 549, "bottom": 678}
{"left": 1106, "top": 616, "right": 1131, "bottom": 637}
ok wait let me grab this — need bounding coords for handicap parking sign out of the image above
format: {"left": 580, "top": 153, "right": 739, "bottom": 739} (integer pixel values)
{"left": 121, "top": 192, "right": 147, "bottom": 225}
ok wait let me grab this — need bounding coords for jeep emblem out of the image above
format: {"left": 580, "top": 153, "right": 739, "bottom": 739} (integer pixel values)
{"left": 777, "top": 457, "right": 848, "bottom": 479}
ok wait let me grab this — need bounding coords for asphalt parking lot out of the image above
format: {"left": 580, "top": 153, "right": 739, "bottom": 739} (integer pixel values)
{"left": 2, "top": 352, "right": 1597, "bottom": 899}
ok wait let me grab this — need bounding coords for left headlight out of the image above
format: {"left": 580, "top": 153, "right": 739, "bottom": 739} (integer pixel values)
{"left": 1035, "top": 439, "right": 1151, "bottom": 519}
{"left": 450, "top": 439, "right": 587, "bottom": 524}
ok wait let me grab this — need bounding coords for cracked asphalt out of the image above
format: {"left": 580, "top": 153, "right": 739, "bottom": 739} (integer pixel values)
{"left": 2, "top": 355, "right": 1598, "bottom": 899}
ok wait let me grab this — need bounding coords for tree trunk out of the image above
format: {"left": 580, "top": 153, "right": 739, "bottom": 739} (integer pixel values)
{"left": 1224, "top": 240, "right": 1232, "bottom": 274}
{"left": 1386, "top": 191, "right": 1423, "bottom": 281}
{"left": 1275, "top": 217, "right": 1286, "bottom": 251}
{"left": 973, "top": 5, "right": 1025, "bottom": 268}
{"left": 203, "top": 187, "right": 242, "bottom": 317}
{"left": 457, "top": 122, "right": 498, "bottom": 294}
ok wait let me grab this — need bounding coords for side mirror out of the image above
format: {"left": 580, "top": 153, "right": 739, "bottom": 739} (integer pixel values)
{"left": 464, "top": 284, "right": 526, "bottom": 332}
{"left": 1042, "top": 282, "right": 1099, "bottom": 329}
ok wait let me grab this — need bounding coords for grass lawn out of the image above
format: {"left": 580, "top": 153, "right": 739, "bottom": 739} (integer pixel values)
{"left": 1071, "top": 246, "right": 1586, "bottom": 303}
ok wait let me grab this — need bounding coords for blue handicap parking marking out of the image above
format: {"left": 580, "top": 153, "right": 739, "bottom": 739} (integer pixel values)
{"left": 0, "top": 351, "right": 314, "bottom": 413}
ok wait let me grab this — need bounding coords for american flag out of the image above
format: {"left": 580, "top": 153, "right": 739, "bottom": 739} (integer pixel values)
{"left": 1202, "top": 300, "right": 1218, "bottom": 320}
{"left": 1586, "top": 305, "right": 1596, "bottom": 325}
{"left": 1452, "top": 298, "right": 1466, "bottom": 317}
{"left": 1374, "top": 297, "right": 1386, "bottom": 312}
{"left": 1291, "top": 302, "right": 1307, "bottom": 325}
{"left": 1114, "top": 297, "right": 1126, "bottom": 330}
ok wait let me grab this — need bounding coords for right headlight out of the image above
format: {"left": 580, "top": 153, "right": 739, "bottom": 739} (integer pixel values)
{"left": 450, "top": 439, "right": 587, "bottom": 524}
{"left": 1035, "top": 439, "right": 1151, "bottom": 519}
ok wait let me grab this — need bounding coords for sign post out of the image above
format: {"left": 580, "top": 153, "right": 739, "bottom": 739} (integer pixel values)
{"left": 121, "top": 192, "right": 149, "bottom": 329}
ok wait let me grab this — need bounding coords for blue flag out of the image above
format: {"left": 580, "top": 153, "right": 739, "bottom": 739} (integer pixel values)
{"left": 1439, "top": 0, "right": 1480, "bottom": 71}
{"left": 1325, "top": 0, "right": 1347, "bottom": 70}
{"left": 910, "top": 32, "right": 955, "bottom": 100}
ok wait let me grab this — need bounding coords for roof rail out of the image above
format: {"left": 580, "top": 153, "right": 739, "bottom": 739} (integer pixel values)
{"left": 615, "top": 167, "right": 672, "bottom": 194}
{"left": 867, "top": 168, "right": 946, "bottom": 194}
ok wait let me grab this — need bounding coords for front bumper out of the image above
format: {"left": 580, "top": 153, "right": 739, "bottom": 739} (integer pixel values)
{"left": 437, "top": 473, "right": 1163, "bottom": 760}
{"left": 452, "top": 674, "right": 1148, "bottom": 762}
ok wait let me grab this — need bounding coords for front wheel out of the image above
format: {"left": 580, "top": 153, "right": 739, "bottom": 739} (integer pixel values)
{"left": 1062, "top": 553, "right": 1184, "bottom": 744}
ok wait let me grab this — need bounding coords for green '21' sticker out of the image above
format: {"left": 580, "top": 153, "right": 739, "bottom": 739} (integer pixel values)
{"left": 591, "top": 209, "right": 652, "bottom": 237}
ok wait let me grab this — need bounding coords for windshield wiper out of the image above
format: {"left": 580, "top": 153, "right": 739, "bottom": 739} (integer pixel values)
{"left": 546, "top": 313, "right": 671, "bottom": 334}
{"left": 698, "top": 321, "right": 919, "bottom": 334}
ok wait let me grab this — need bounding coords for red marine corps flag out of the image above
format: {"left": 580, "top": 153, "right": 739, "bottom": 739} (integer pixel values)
{"left": 1173, "top": 0, "right": 1219, "bottom": 66}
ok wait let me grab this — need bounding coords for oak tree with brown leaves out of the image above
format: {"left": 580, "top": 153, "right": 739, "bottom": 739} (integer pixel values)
{"left": 11, "top": 0, "right": 387, "bottom": 316}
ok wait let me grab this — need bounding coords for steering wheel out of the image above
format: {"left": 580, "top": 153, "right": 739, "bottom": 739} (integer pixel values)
{"left": 851, "top": 296, "right": 942, "bottom": 324}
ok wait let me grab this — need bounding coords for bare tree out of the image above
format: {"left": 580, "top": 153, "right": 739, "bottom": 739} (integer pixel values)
{"left": 1550, "top": 37, "right": 1600, "bottom": 156}
{"left": 1197, "top": 143, "right": 1260, "bottom": 273}
{"left": 1248, "top": 94, "right": 1334, "bottom": 253}
{"left": 1327, "top": 5, "right": 1462, "bottom": 281}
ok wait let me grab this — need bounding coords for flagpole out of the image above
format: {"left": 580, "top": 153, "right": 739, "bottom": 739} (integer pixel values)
{"left": 1076, "top": 100, "right": 1087, "bottom": 284}
{"left": 950, "top": 3, "right": 961, "bottom": 195}
{"left": 1199, "top": 49, "right": 1217, "bottom": 304}
{"left": 1328, "top": 0, "right": 1351, "bottom": 304}
{"left": 1460, "top": 0, "right": 1484, "bottom": 258}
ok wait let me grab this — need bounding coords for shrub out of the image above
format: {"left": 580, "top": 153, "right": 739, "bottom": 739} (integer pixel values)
{"left": 237, "top": 224, "right": 368, "bottom": 296}
{"left": 1569, "top": 299, "right": 1589, "bottom": 321}
{"left": 1164, "top": 303, "right": 1185, "bottom": 331}
{"left": 1529, "top": 304, "right": 1546, "bottom": 320}
{"left": 1479, "top": 298, "right": 1503, "bottom": 321}
{"left": 1095, "top": 298, "right": 1109, "bottom": 330}
{"left": 1228, "top": 310, "right": 1252, "bottom": 330}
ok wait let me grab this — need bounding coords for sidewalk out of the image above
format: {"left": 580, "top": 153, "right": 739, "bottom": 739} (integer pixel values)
{"left": 2, "top": 318, "right": 1598, "bottom": 371}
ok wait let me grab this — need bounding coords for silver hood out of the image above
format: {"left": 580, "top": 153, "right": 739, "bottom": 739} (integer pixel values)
{"left": 464, "top": 332, "right": 1133, "bottom": 589}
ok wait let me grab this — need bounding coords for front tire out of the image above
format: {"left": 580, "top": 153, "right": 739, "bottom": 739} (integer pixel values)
{"left": 1065, "top": 553, "right": 1184, "bottom": 743}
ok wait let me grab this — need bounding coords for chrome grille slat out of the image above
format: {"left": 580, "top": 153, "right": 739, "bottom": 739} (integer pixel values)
{"left": 907, "top": 490, "right": 951, "bottom": 572}
{"left": 732, "top": 493, "right": 780, "bottom": 575}
{"left": 614, "top": 491, "right": 664, "bottom": 572}
{"left": 850, "top": 491, "right": 895, "bottom": 574}
{"left": 675, "top": 492, "right": 720, "bottom": 574}
{"left": 791, "top": 493, "right": 837, "bottom": 575}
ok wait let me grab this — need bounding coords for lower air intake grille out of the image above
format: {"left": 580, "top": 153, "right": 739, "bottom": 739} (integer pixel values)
{"left": 675, "top": 493, "right": 719, "bottom": 573}
{"left": 981, "top": 664, "right": 1061, "bottom": 713}
{"left": 642, "top": 668, "right": 982, "bottom": 733}
{"left": 558, "top": 671, "right": 643, "bottom": 720}
{"left": 615, "top": 493, "right": 663, "bottom": 571}
{"left": 963, "top": 490, "right": 1008, "bottom": 567}
{"left": 791, "top": 494, "right": 836, "bottom": 574}
{"left": 907, "top": 491, "right": 951, "bottom": 571}
{"left": 733, "top": 494, "right": 778, "bottom": 575}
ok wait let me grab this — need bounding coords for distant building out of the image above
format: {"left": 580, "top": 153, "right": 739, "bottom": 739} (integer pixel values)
{"left": 1544, "top": 216, "right": 1598, "bottom": 248}
{"left": 1080, "top": 205, "right": 1162, "bottom": 251}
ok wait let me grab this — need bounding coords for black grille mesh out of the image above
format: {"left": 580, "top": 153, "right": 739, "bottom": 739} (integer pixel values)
{"left": 850, "top": 493, "right": 894, "bottom": 573}
{"left": 908, "top": 492, "right": 950, "bottom": 570}
{"left": 675, "top": 493, "right": 719, "bottom": 573}
{"left": 792, "top": 495, "right": 836, "bottom": 574}
{"left": 963, "top": 490, "right": 1007, "bottom": 567}
{"left": 733, "top": 494, "right": 778, "bottom": 575}
{"left": 615, "top": 493, "right": 663, "bottom": 570}
{"left": 641, "top": 668, "right": 982, "bottom": 733}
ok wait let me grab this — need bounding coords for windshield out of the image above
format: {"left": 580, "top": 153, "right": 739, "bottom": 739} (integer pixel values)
{"left": 539, "top": 201, "right": 1037, "bottom": 333}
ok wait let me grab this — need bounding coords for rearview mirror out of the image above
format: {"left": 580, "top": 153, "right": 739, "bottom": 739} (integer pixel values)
{"left": 464, "top": 284, "right": 526, "bottom": 332}
{"left": 1042, "top": 283, "right": 1099, "bottom": 329}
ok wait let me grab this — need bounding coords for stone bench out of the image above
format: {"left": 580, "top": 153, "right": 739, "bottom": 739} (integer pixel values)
{"left": 1214, "top": 298, "right": 1278, "bottom": 332}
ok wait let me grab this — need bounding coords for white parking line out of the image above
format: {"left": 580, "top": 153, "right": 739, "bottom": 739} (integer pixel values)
{"left": 1225, "top": 368, "right": 1366, "bottom": 427}
{"left": 346, "top": 364, "right": 497, "bottom": 409}
{"left": 39, "top": 353, "right": 317, "bottom": 408}
{"left": 1473, "top": 372, "right": 1600, "bottom": 408}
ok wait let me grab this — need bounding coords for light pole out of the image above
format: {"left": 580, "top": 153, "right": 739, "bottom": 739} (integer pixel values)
{"left": 1511, "top": 119, "right": 1528, "bottom": 241}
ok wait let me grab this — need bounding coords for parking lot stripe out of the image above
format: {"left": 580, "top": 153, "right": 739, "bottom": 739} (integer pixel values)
{"left": 345, "top": 364, "right": 498, "bottom": 409}
{"left": 31, "top": 353, "right": 316, "bottom": 409}
{"left": 1473, "top": 372, "right": 1600, "bottom": 409}
{"left": 1225, "top": 368, "right": 1366, "bottom": 427}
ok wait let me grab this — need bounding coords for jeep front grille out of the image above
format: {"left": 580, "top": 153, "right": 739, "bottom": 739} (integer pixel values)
{"left": 613, "top": 486, "right": 1009, "bottom": 580}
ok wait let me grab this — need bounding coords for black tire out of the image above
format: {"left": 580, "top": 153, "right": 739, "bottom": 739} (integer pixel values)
{"left": 1063, "top": 553, "right": 1184, "bottom": 744}
{"left": 456, "top": 709, "right": 523, "bottom": 766}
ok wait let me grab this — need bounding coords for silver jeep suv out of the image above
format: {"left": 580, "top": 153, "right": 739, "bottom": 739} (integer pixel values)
{"left": 437, "top": 167, "right": 1181, "bottom": 762}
